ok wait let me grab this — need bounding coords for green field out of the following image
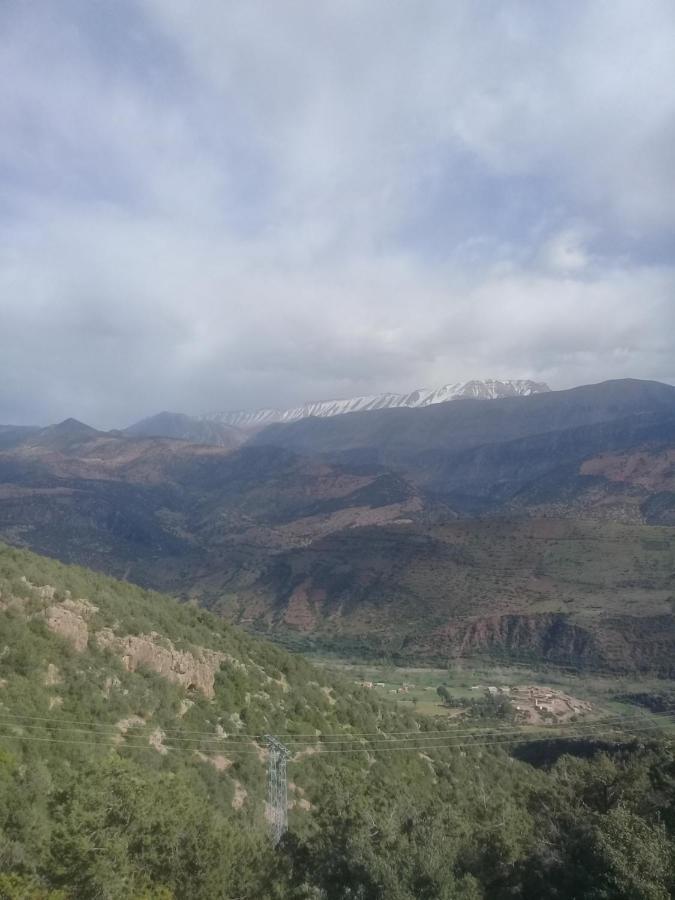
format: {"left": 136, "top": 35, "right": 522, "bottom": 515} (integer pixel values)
{"left": 310, "top": 655, "right": 675, "bottom": 726}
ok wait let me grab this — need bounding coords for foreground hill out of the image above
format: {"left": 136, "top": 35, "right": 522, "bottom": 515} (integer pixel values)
{"left": 1, "top": 543, "right": 675, "bottom": 898}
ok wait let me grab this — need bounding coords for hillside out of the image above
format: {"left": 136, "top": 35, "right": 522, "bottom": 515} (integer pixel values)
{"left": 252, "top": 379, "right": 675, "bottom": 504}
{"left": 0, "top": 424, "right": 426, "bottom": 597}
{"left": 125, "top": 411, "right": 245, "bottom": 449}
{"left": 1, "top": 543, "right": 675, "bottom": 898}
{"left": 217, "top": 517, "right": 675, "bottom": 671}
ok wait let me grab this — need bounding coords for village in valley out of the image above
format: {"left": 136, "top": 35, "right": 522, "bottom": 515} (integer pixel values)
{"left": 470, "top": 683, "right": 593, "bottom": 724}
{"left": 348, "top": 665, "right": 599, "bottom": 725}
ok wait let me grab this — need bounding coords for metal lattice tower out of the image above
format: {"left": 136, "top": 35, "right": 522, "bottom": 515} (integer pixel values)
{"left": 265, "top": 736, "right": 290, "bottom": 845}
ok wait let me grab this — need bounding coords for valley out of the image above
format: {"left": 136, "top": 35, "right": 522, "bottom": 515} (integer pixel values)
{"left": 312, "top": 656, "right": 675, "bottom": 726}
{"left": 2, "top": 379, "right": 675, "bottom": 677}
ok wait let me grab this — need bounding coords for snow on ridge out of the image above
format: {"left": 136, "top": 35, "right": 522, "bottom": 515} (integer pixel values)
{"left": 204, "top": 380, "right": 550, "bottom": 430}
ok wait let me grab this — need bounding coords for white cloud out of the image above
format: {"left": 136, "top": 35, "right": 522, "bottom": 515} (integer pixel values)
{"left": 540, "top": 228, "right": 593, "bottom": 274}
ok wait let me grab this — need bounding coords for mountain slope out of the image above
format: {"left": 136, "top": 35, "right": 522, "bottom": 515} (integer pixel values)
{"left": 0, "top": 541, "right": 429, "bottom": 895}
{"left": 0, "top": 426, "right": 426, "bottom": 593}
{"left": 218, "top": 516, "right": 675, "bottom": 672}
{"left": 126, "top": 411, "right": 245, "bottom": 448}
{"left": 0, "top": 424, "right": 40, "bottom": 450}
{"left": 253, "top": 379, "right": 675, "bottom": 505}
{"left": 2, "top": 543, "right": 675, "bottom": 899}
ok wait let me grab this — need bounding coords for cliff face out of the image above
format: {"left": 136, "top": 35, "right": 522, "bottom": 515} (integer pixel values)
{"left": 413, "top": 614, "right": 598, "bottom": 665}
{"left": 35, "top": 580, "right": 232, "bottom": 698}
{"left": 405, "top": 613, "right": 675, "bottom": 675}
{"left": 95, "top": 629, "right": 228, "bottom": 698}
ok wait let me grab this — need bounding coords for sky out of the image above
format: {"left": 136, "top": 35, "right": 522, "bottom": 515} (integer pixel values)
{"left": 1, "top": 0, "right": 675, "bottom": 428}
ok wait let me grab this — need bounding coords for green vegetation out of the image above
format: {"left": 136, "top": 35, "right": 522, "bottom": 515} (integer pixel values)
{"left": 1, "top": 543, "right": 675, "bottom": 898}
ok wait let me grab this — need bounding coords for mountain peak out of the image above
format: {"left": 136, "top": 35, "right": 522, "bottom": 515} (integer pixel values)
{"left": 48, "top": 417, "right": 98, "bottom": 434}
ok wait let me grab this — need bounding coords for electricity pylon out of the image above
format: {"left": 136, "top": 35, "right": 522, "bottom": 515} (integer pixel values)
{"left": 265, "top": 735, "right": 290, "bottom": 844}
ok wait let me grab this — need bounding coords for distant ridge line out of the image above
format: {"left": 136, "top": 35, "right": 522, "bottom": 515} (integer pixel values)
{"left": 204, "top": 378, "right": 551, "bottom": 431}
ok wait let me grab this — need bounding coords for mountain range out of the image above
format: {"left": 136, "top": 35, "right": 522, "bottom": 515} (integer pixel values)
{"left": 202, "top": 378, "right": 550, "bottom": 430}
{"left": 127, "top": 378, "right": 550, "bottom": 443}
{"left": 1, "top": 377, "right": 675, "bottom": 672}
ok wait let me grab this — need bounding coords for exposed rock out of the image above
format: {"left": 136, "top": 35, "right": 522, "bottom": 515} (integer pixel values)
{"left": 283, "top": 582, "right": 320, "bottom": 631}
{"left": 178, "top": 699, "right": 194, "bottom": 718}
{"left": 48, "top": 696, "right": 63, "bottom": 710}
{"left": 116, "top": 715, "right": 145, "bottom": 736}
{"left": 411, "top": 613, "right": 597, "bottom": 666}
{"left": 102, "top": 675, "right": 122, "bottom": 698}
{"left": 96, "top": 629, "right": 226, "bottom": 698}
{"left": 44, "top": 663, "right": 62, "bottom": 686}
{"left": 149, "top": 728, "right": 168, "bottom": 755}
{"left": 292, "top": 745, "right": 321, "bottom": 762}
{"left": 582, "top": 448, "right": 675, "bottom": 492}
{"left": 44, "top": 599, "right": 98, "bottom": 652}
{"left": 275, "top": 673, "right": 290, "bottom": 693}
{"left": 288, "top": 783, "right": 312, "bottom": 810}
{"left": 0, "top": 592, "right": 27, "bottom": 613}
{"left": 195, "top": 751, "right": 232, "bottom": 771}
{"left": 231, "top": 780, "right": 247, "bottom": 810}
{"left": 413, "top": 611, "right": 675, "bottom": 675}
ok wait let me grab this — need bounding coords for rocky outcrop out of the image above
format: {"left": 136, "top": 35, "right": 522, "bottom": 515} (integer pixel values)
{"left": 195, "top": 751, "right": 232, "bottom": 771}
{"left": 44, "top": 598, "right": 98, "bottom": 652}
{"left": 44, "top": 663, "right": 62, "bottom": 686}
{"left": 148, "top": 728, "right": 168, "bottom": 754}
{"left": 96, "top": 629, "right": 226, "bottom": 698}
{"left": 35, "top": 582, "right": 229, "bottom": 697}
{"left": 231, "top": 780, "right": 247, "bottom": 810}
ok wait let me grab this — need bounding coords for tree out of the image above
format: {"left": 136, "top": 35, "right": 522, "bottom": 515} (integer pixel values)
{"left": 436, "top": 685, "right": 452, "bottom": 705}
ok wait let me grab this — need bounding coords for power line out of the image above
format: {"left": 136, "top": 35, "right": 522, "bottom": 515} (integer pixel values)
{"left": 291, "top": 723, "right": 673, "bottom": 757}
{"left": 0, "top": 709, "right": 673, "bottom": 748}
{"left": 0, "top": 730, "right": 264, "bottom": 754}
{"left": 1, "top": 706, "right": 673, "bottom": 742}
{"left": 1, "top": 713, "right": 672, "bottom": 757}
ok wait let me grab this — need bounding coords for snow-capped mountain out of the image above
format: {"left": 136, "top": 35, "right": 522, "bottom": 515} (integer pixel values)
{"left": 204, "top": 379, "right": 550, "bottom": 431}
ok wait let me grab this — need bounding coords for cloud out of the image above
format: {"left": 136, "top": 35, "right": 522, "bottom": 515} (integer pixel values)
{"left": 0, "top": 0, "right": 674, "bottom": 426}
